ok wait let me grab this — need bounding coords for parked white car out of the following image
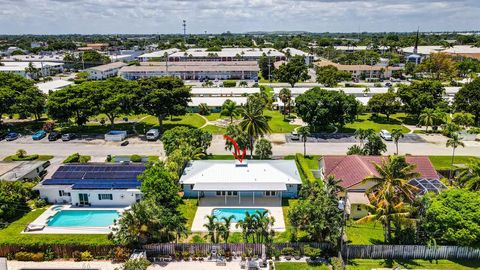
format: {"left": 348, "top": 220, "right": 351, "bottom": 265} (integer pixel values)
{"left": 146, "top": 129, "right": 160, "bottom": 141}
{"left": 380, "top": 129, "right": 392, "bottom": 141}
{"left": 291, "top": 130, "right": 299, "bottom": 140}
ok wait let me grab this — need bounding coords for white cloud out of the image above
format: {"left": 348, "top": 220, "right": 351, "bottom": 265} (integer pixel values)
{"left": 0, "top": 0, "right": 478, "bottom": 34}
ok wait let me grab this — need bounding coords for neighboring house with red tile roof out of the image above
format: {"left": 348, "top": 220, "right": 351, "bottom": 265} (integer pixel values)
{"left": 319, "top": 155, "right": 439, "bottom": 219}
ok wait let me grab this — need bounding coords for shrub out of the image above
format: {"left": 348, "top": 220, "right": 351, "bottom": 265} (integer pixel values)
{"left": 64, "top": 153, "right": 90, "bottom": 163}
{"left": 44, "top": 249, "right": 55, "bottom": 261}
{"left": 34, "top": 198, "right": 47, "bottom": 208}
{"left": 112, "top": 247, "right": 130, "bottom": 262}
{"left": 73, "top": 251, "right": 82, "bottom": 262}
{"left": 191, "top": 234, "right": 206, "bottom": 243}
{"left": 223, "top": 80, "right": 236, "bottom": 87}
{"left": 281, "top": 247, "right": 295, "bottom": 256}
{"left": 119, "top": 258, "right": 151, "bottom": 270}
{"left": 295, "top": 153, "right": 316, "bottom": 183}
{"left": 331, "top": 257, "right": 344, "bottom": 270}
{"left": 304, "top": 245, "right": 322, "bottom": 260}
{"left": 14, "top": 252, "right": 44, "bottom": 261}
{"left": 130, "top": 154, "right": 142, "bottom": 163}
{"left": 81, "top": 251, "right": 93, "bottom": 261}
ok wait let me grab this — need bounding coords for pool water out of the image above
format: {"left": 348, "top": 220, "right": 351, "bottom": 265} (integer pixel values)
{"left": 47, "top": 210, "right": 120, "bottom": 227}
{"left": 212, "top": 208, "right": 267, "bottom": 222}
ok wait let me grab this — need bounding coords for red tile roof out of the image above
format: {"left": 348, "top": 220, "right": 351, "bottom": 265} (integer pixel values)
{"left": 322, "top": 155, "right": 438, "bottom": 188}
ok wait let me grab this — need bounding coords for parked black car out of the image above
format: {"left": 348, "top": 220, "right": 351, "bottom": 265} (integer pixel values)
{"left": 61, "top": 133, "right": 76, "bottom": 141}
{"left": 5, "top": 132, "right": 19, "bottom": 141}
{"left": 48, "top": 132, "right": 62, "bottom": 141}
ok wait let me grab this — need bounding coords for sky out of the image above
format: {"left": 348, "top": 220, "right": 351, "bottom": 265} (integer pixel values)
{"left": 1, "top": 0, "right": 479, "bottom": 34}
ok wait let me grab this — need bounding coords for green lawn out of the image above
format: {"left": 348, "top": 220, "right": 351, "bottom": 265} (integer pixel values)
{"left": 347, "top": 259, "right": 480, "bottom": 270}
{"left": 346, "top": 221, "right": 384, "bottom": 245}
{"left": 340, "top": 113, "right": 410, "bottom": 133}
{"left": 141, "top": 113, "right": 206, "bottom": 130}
{"left": 264, "top": 110, "right": 299, "bottom": 133}
{"left": 274, "top": 199, "right": 298, "bottom": 242}
{"left": 201, "top": 124, "right": 226, "bottom": 134}
{"left": 275, "top": 262, "right": 330, "bottom": 270}
{"left": 429, "top": 156, "right": 479, "bottom": 170}
{"left": 178, "top": 199, "right": 198, "bottom": 232}
{"left": 0, "top": 208, "right": 112, "bottom": 245}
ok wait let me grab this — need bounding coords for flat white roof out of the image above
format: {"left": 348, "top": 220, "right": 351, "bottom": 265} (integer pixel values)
{"left": 36, "top": 80, "right": 73, "bottom": 94}
{"left": 283, "top": 47, "right": 310, "bottom": 56}
{"left": 170, "top": 47, "right": 285, "bottom": 58}
{"left": 1, "top": 54, "right": 64, "bottom": 62}
{"left": 139, "top": 48, "right": 180, "bottom": 58}
{"left": 0, "top": 61, "right": 63, "bottom": 71}
{"left": 191, "top": 87, "right": 260, "bottom": 95}
{"left": 180, "top": 160, "right": 302, "bottom": 191}
{"left": 189, "top": 97, "right": 248, "bottom": 107}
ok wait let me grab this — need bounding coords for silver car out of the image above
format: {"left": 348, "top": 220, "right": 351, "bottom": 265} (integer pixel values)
{"left": 380, "top": 130, "right": 392, "bottom": 141}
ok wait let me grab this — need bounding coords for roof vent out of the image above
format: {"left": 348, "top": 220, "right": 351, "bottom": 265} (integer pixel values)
{"left": 235, "top": 160, "right": 248, "bottom": 167}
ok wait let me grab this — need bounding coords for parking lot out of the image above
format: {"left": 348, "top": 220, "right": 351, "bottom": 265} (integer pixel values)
{"left": 285, "top": 133, "right": 427, "bottom": 143}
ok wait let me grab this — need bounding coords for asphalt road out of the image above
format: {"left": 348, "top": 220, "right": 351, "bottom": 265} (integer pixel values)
{"left": 2, "top": 134, "right": 480, "bottom": 161}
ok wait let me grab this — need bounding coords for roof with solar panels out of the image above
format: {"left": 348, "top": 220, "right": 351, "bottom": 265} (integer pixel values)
{"left": 35, "top": 163, "right": 146, "bottom": 190}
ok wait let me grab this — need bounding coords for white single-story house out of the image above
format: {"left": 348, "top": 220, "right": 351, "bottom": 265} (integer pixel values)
{"left": 0, "top": 160, "right": 50, "bottom": 181}
{"left": 34, "top": 163, "right": 145, "bottom": 206}
{"left": 180, "top": 160, "right": 302, "bottom": 203}
{"left": 87, "top": 62, "right": 127, "bottom": 80}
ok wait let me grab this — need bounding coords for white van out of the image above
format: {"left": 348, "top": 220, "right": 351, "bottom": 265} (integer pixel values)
{"left": 146, "top": 129, "right": 160, "bottom": 141}
{"left": 380, "top": 129, "right": 392, "bottom": 141}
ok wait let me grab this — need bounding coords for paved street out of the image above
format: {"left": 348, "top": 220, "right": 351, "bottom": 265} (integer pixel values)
{"left": 2, "top": 134, "right": 480, "bottom": 162}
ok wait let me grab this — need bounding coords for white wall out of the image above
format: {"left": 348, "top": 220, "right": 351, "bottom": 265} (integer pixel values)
{"left": 38, "top": 188, "right": 141, "bottom": 206}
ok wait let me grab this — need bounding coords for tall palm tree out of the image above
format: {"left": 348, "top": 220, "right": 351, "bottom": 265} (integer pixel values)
{"left": 279, "top": 88, "right": 292, "bottom": 119}
{"left": 446, "top": 133, "right": 465, "bottom": 181}
{"left": 354, "top": 128, "right": 375, "bottom": 148}
{"left": 220, "top": 100, "right": 239, "bottom": 124}
{"left": 323, "top": 175, "right": 345, "bottom": 196}
{"left": 297, "top": 126, "right": 310, "bottom": 156}
{"left": 239, "top": 102, "right": 272, "bottom": 158}
{"left": 418, "top": 108, "right": 435, "bottom": 133}
{"left": 391, "top": 129, "right": 404, "bottom": 155}
{"left": 364, "top": 155, "right": 420, "bottom": 204}
{"left": 457, "top": 159, "right": 480, "bottom": 191}
{"left": 236, "top": 212, "right": 255, "bottom": 243}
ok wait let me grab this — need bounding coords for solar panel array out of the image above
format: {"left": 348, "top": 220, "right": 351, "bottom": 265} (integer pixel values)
{"left": 409, "top": 178, "right": 447, "bottom": 195}
{"left": 43, "top": 164, "right": 146, "bottom": 190}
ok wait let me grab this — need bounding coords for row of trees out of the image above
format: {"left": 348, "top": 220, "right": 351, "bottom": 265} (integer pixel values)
{"left": 47, "top": 77, "right": 191, "bottom": 130}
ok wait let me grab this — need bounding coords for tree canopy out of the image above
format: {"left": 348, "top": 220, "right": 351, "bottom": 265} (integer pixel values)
{"left": 274, "top": 55, "right": 310, "bottom": 87}
{"left": 367, "top": 92, "right": 401, "bottom": 120}
{"left": 316, "top": 65, "right": 351, "bottom": 87}
{"left": 295, "top": 87, "right": 358, "bottom": 130}
{"left": 454, "top": 78, "right": 480, "bottom": 125}
{"left": 397, "top": 80, "right": 446, "bottom": 118}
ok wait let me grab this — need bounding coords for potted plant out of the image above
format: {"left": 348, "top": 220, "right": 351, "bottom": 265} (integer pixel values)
{"left": 281, "top": 247, "right": 294, "bottom": 261}
{"left": 225, "top": 249, "right": 232, "bottom": 261}
{"left": 182, "top": 251, "right": 190, "bottom": 261}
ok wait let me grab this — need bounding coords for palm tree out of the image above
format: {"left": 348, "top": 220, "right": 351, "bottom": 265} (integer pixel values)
{"left": 25, "top": 62, "right": 41, "bottom": 80}
{"left": 236, "top": 212, "right": 255, "bottom": 243}
{"left": 364, "top": 155, "right": 420, "bottom": 204}
{"left": 220, "top": 100, "right": 239, "bottom": 124}
{"left": 354, "top": 128, "right": 375, "bottom": 148}
{"left": 239, "top": 102, "right": 272, "bottom": 159}
{"left": 323, "top": 175, "right": 345, "bottom": 196}
{"left": 391, "top": 129, "right": 404, "bottom": 155}
{"left": 418, "top": 108, "right": 435, "bottom": 133}
{"left": 219, "top": 215, "right": 235, "bottom": 243}
{"left": 446, "top": 133, "right": 465, "bottom": 181}
{"left": 198, "top": 103, "right": 210, "bottom": 116}
{"left": 297, "top": 126, "right": 310, "bottom": 156}
{"left": 203, "top": 214, "right": 219, "bottom": 243}
{"left": 457, "top": 159, "right": 480, "bottom": 191}
{"left": 279, "top": 88, "right": 292, "bottom": 119}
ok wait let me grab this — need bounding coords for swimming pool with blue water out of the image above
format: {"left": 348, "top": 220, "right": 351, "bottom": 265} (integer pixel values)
{"left": 212, "top": 208, "right": 267, "bottom": 222}
{"left": 47, "top": 210, "right": 120, "bottom": 227}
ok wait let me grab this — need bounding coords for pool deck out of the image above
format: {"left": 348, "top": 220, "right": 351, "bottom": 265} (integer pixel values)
{"left": 24, "top": 205, "right": 125, "bottom": 234}
{"left": 191, "top": 197, "right": 286, "bottom": 232}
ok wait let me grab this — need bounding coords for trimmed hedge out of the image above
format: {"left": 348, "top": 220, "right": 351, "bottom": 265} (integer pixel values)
{"left": 63, "top": 153, "right": 91, "bottom": 163}
{"left": 223, "top": 80, "right": 237, "bottom": 87}
{"left": 295, "top": 153, "right": 317, "bottom": 183}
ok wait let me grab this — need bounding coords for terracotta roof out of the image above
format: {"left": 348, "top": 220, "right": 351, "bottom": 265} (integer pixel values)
{"left": 322, "top": 155, "right": 438, "bottom": 188}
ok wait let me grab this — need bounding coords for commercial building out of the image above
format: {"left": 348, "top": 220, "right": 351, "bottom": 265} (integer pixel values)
{"left": 34, "top": 163, "right": 145, "bottom": 206}
{"left": 167, "top": 48, "right": 285, "bottom": 62}
{"left": 282, "top": 47, "right": 314, "bottom": 64}
{"left": 402, "top": 45, "right": 480, "bottom": 62}
{"left": 180, "top": 160, "right": 302, "bottom": 202}
{"left": 119, "top": 61, "right": 259, "bottom": 81}
{"left": 36, "top": 80, "right": 74, "bottom": 94}
{"left": 138, "top": 48, "right": 180, "bottom": 62}
{"left": 78, "top": 43, "right": 109, "bottom": 51}
{"left": 315, "top": 60, "right": 402, "bottom": 80}
{"left": 87, "top": 62, "right": 127, "bottom": 80}
{"left": 0, "top": 61, "right": 64, "bottom": 78}
{"left": 189, "top": 87, "right": 258, "bottom": 112}
{"left": 0, "top": 161, "right": 50, "bottom": 181}
{"left": 319, "top": 155, "right": 443, "bottom": 219}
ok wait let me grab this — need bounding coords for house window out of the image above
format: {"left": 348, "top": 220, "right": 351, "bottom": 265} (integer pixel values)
{"left": 98, "top": 194, "right": 113, "bottom": 200}
{"left": 58, "top": 190, "right": 71, "bottom": 197}
{"left": 265, "top": 191, "right": 277, "bottom": 197}
{"left": 216, "top": 191, "right": 222, "bottom": 196}
{"left": 190, "top": 184, "right": 194, "bottom": 190}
